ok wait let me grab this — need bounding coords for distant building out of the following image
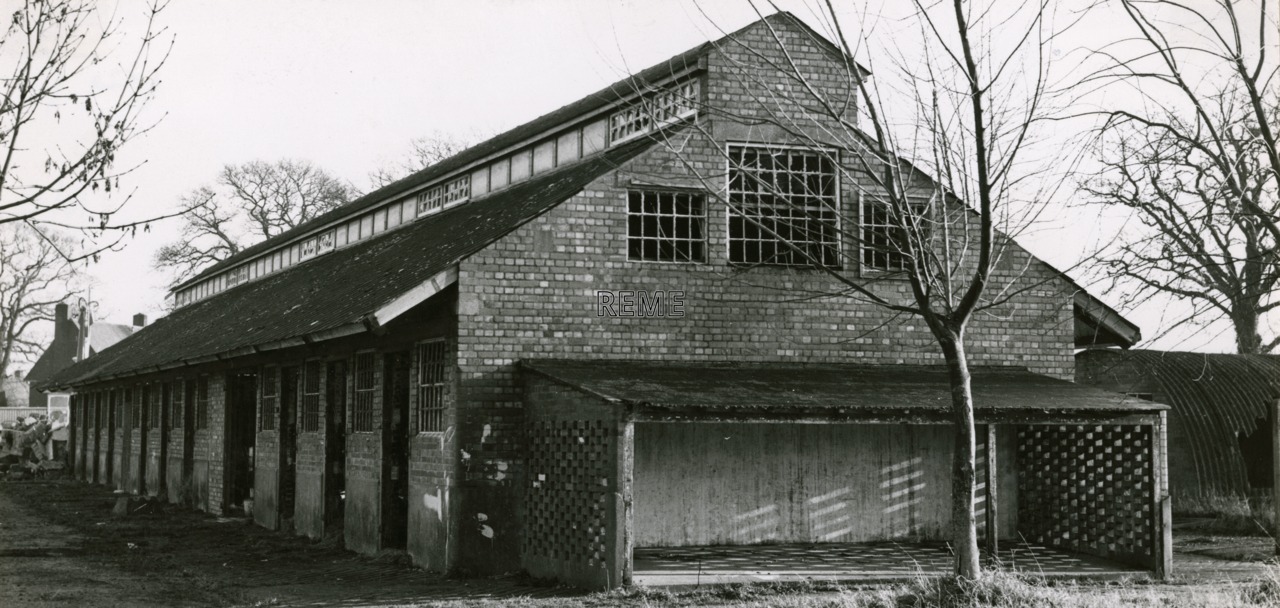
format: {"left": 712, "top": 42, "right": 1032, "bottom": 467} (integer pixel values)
{"left": 2, "top": 370, "right": 29, "bottom": 408}
{"left": 26, "top": 303, "right": 143, "bottom": 410}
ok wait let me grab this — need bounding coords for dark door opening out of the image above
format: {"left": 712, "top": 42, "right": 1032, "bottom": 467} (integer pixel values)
{"left": 325, "top": 361, "right": 348, "bottom": 535}
{"left": 382, "top": 351, "right": 411, "bottom": 550}
{"left": 106, "top": 392, "right": 115, "bottom": 485}
{"left": 1239, "top": 409, "right": 1275, "bottom": 490}
{"left": 280, "top": 366, "right": 299, "bottom": 527}
{"left": 182, "top": 382, "right": 196, "bottom": 505}
{"left": 227, "top": 372, "right": 258, "bottom": 515}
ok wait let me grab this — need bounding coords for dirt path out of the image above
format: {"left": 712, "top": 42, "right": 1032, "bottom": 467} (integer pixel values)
{"left": 0, "top": 479, "right": 575, "bottom": 607}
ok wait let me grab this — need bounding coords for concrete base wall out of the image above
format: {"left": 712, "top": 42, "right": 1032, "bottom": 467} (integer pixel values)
{"left": 166, "top": 455, "right": 185, "bottom": 503}
{"left": 634, "top": 422, "right": 1017, "bottom": 547}
{"left": 294, "top": 466, "right": 324, "bottom": 539}
{"left": 255, "top": 463, "right": 281, "bottom": 530}
{"left": 345, "top": 477, "right": 381, "bottom": 554}
{"left": 407, "top": 432, "right": 454, "bottom": 571}
{"left": 146, "top": 429, "right": 164, "bottom": 498}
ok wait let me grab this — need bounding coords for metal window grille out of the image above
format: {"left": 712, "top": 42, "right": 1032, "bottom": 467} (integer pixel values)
{"left": 353, "top": 353, "right": 376, "bottom": 432}
{"left": 261, "top": 367, "right": 278, "bottom": 431}
{"left": 627, "top": 191, "right": 706, "bottom": 263}
{"left": 171, "top": 381, "right": 184, "bottom": 430}
{"left": 415, "top": 340, "right": 448, "bottom": 433}
{"left": 129, "top": 389, "right": 140, "bottom": 429}
{"left": 415, "top": 176, "right": 471, "bottom": 216}
{"left": 860, "top": 195, "right": 923, "bottom": 272}
{"left": 196, "top": 377, "right": 209, "bottom": 430}
{"left": 114, "top": 391, "right": 122, "bottom": 428}
{"left": 149, "top": 386, "right": 162, "bottom": 429}
{"left": 727, "top": 145, "right": 840, "bottom": 267}
{"left": 302, "top": 361, "right": 321, "bottom": 433}
{"left": 609, "top": 79, "right": 700, "bottom": 143}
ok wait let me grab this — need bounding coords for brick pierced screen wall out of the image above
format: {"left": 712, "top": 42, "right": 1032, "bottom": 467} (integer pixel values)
{"left": 522, "top": 377, "right": 627, "bottom": 590}
{"left": 1016, "top": 424, "right": 1156, "bottom": 567}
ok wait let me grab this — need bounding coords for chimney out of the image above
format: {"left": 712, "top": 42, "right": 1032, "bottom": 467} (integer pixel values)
{"left": 133, "top": 313, "right": 147, "bottom": 328}
{"left": 54, "top": 303, "right": 73, "bottom": 343}
{"left": 13, "top": 370, "right": 22, "bottom": 381}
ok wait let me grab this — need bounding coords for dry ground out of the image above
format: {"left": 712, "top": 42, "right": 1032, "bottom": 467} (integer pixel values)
{"left": 1, "top": 478, "right": 1277, "bottom": 607}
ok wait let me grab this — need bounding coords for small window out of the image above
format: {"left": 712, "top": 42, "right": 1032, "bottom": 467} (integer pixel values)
{"left": 129, "top": 389, "right": 140, "bottom": 429}
{"left": 261, "top": 367, "right": 278, "bottom": 431}
{"left": 353, "top": 353, "right": 376, "bottom": 432}
{"left": 196, "top": 377, "right": 210, "bottom": 431}
{"left": 627, "top": 191, "right": 706, "bottom": 263}
{"left": 301, "top": 361, "right": 321, "bottom": 433}
{"left": 149, "top": 385, "right": 162, "bottom": 430}
{"left": 170, "top": 380, "right": 184, "bottom": 430}
{"left": 860, "top": 195, "right": 924, "bottom": 273}
{"left": 415, "top": 340, "right": 448, "bottom": 433}
{"left": 727, "top": 145, "right": 840, "bottom": 267}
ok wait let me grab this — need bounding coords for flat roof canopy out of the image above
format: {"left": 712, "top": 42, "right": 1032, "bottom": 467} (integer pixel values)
{"left": 523, "top": 359, "right": 1166, "bottom": 424}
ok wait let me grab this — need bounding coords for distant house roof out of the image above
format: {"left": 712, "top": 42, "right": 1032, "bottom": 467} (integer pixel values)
{"left": 523, "top": 359, "right": 1165, "bottom": 422}
{"left": 173, "top": 12, "right": 868, "bottom": 293}
{"left": 1076, "top": 349, "right": 1280, "bottom": 495}
{"left": 88, "top": 323, "right": 136, "bottom": 355}
{"left": 44, "top": 138, "right": 658, "bottom": 389}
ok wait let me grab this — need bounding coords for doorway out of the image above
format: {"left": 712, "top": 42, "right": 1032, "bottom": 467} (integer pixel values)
{"left": 381, "top": 351, "right": 411, "bottom": 549}
{"left": 325, "top": 361, "right": 348, "bottom": 535}
{"left": 226, "top": 372, "right": 258, "bottom": 514}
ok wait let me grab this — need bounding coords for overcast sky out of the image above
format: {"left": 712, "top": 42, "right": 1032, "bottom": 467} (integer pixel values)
{"left": 14, "top": 0, "right": 1264, "bottom": 366}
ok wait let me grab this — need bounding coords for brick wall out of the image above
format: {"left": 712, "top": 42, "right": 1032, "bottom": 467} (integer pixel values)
{"left": 456, "top": 56, "right": 1072, "bottom": 573}
{"left": 345, "top": 351, "right": 384, "bottom": 555}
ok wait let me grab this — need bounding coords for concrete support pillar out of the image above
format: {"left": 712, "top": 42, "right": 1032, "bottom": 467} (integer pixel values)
{"left": 1273, "top": 400, "right": 1280, "bottom": 556}
{"left": 1154, "top": 411, "right": 1172, "bottom": 579}
{"left": 985, "top": 424, "right": 998, "bottom": 556}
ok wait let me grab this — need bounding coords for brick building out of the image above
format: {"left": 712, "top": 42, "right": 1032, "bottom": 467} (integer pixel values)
{"left": 48, "top": 13, "right": 1170, "bottom": 588}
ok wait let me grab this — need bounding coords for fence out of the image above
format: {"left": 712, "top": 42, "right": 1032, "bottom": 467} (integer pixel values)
{"left": 0, "top": 407, "right": 50, "bottom": 426}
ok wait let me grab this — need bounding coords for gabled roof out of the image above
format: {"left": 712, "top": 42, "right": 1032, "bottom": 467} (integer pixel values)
{"left": 45, "top": 138, "right": 658, "bottom": 389}
{"left": 88, "top": 323, "right": 135, "bottom": 355}
{"left": 523, "top": 359, "right": 1166, "bottom": 421}
{"left": 24, "top": 317, "right": 79, "bottom": 385}
{"left": 174, "top": 12, "right": 866, "bottom": 293}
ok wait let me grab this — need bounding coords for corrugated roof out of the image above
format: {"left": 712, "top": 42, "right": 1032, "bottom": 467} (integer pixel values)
{"left": 523, "top": 359, "right": 1165, "bottom": 420}
{"left": 1076, "top": 349, "right": 1280, "bottom": 495}
{"left": 45, "top": 138, "right": 658, "bottom": 388}
{"left": 174, "top": 12, "right": 867, "bottom": 292}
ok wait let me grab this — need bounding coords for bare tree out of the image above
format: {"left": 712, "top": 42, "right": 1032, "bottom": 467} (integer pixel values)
{"left": 647, "top": 2, "right": 1077, "bottom": 578}
{"left": 1084, "top": 0, "right": 1279, "bottom": 354}
{"left": 155, "top": 160, "right": 358, "bottom": 283}
{"left": 0, "top": 224, "right": 78, "bottom": 404}
{"left": 368, "top": 132, "right": 471, "bottom": 189}
{"left": 0, "top": 0, "right": 174, "bottom": 258}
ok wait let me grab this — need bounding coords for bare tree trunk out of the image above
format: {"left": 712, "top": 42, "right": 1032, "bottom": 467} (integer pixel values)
{"left": 940, "top": 332, "right": 981, "bottom": 578}
{"left": 1232, "top": 305, "right": 1263, "bottom": 355}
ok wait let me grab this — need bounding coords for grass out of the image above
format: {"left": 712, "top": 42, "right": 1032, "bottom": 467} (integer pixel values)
{"left": 392, "top": 569, "right": 1280, "bottom": 608}
{"left": 1175, "top": 493, "right": 1275, "bottom": 536}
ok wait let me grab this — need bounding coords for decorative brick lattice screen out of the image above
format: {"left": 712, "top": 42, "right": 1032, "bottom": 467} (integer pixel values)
{"left": 1016, "top": 425, "right": 1155, "bottom": 567}
{"left": 524, "top": 419, "right": 613, "bottom": 571}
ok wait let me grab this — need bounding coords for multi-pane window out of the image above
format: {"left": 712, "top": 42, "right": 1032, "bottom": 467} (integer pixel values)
{"left": 415, "top": 340, "right": 448, "bottom": 433}
{"left": 149, "top": 386, "right": 162, "bottom": 430}
{"left": 860, "top": 196, "right": 914, "bottom": 272}
{"left": 129, "top": 389, "right": 140, "bottom": 429}
{"left": 610, "top": 79, "right": 700, "bottom": 143}
{"left": 301, "top": 361, "right": 321, "bottom": 433}
{"left": 170, "top": 381, "right": 184, "bottom": 430}
{"left": 727, "top": 145, "right": 840, "bottom": 267}
{"left": 353, "top": 353, "right": 376, "bottom": 432}
{"left": 627, "top": 191, "right": 706, "bottom": 263}
{"left": 260, "top": 367, "right": 278, "bottom": 431}
{"left": 196, "top": 377, "right": 209, "bottom": 431}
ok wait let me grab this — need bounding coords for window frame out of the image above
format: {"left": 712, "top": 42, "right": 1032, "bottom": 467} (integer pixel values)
{"left": 352, "top": 351, "right": 376, "bottom": 433}
{"left": 414, "top": 339, "right": 448, "bottom": 434}
{"left": 724, "top": 143, "right": 842, "bottom": 269}
{"left": 857, "top": 190, "right": 930, "bottom": 276}
{"left": 301, "top": 360, "right": 322, "bottom": 433}
{"left": 260, "top": 366, "right": 279, "bottom": 432}
{"left": 626, "top": 189, "right": 708, "bottom": 264}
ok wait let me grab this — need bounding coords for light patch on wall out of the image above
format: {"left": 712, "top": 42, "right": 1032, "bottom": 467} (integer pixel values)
{"left": 733, "top": 504, "right": 779, "bottom": 543}
{"left": 476, "top": 512, "right": 494, "bottom": 539}
{"left": 422, "top": 486, "right": 446, "bottom": 521}
{"left": 481, "top": 424, "right": 491, "bottom": 443}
